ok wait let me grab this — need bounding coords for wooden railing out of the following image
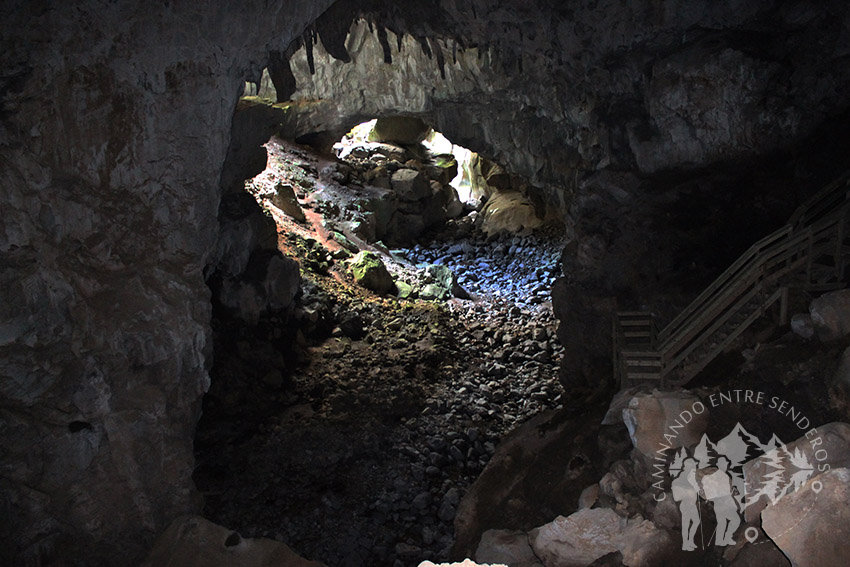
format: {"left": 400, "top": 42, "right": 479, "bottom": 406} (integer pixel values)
{"left": 614, "top": 171, "right": 850, "bottom": 388}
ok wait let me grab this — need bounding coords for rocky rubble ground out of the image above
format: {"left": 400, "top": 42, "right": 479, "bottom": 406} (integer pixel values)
{"left": 194, "top": 131, "right": 569, "bottom": 566}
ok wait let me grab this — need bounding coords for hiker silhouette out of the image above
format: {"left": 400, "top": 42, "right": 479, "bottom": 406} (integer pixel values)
{"left": 672, "top": 457, "right": 701, "bottom": 551}
{"left": 701, "top": 456, "right": 741, "bottom": 546}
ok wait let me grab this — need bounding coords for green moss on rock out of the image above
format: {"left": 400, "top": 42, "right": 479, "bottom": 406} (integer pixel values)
{"left": 394, "top": 281, "right": 414, "bottom": 300}
{"left": 349, "top": 251, "right": 394, "bottom": 294}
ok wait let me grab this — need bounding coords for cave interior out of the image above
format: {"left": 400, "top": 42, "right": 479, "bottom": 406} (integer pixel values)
{"left": 4, "top": 1, "right": 850, "bottom": 566}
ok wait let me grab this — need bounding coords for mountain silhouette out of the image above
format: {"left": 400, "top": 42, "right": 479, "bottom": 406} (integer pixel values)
{"left": 715, "top": 423, "right": 767, "bottom": 467}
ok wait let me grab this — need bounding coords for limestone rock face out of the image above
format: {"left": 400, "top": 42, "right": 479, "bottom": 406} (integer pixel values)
{"left": 141, "top": 515, "right": 324, "bottom": 567}
{"left": 761, "top": 468, "right": 850, "bottom": 567}
{"left": 291, "top": 2, "right": 850, "bottom": 208}
{"left": 0, "top": 1, "right": 333, "bottom": 565}
{"left": 217, "top": 252, "right": 301, "bottom": 324}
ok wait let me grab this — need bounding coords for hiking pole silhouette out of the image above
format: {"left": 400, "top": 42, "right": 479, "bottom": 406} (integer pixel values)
{"left": 698, "top": 487, "right": 705, "bottom": 549}
{"left": 697, "top": 486, "right": 717, "bottom": 550}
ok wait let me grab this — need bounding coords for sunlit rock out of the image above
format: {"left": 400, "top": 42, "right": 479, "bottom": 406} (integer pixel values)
{"left": 480, "top": 191, "right": 545, "bottom": 236}
{"left": 349, "top": 251, "right": 394, "bottom": 294}
{"left": 270, "top": 182, "right": 306, "bottom": 222}
{"left": 373, "top": 116, "right": 432, "bottom": 145}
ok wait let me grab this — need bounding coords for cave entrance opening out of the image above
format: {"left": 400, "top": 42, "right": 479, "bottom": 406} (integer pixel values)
{"left": 194, "top": 99, "right": 568, "bottom": 566}
{"left": 326, "top": 116, "right": 566, "bottom": 305}
{"left": 337, "top": 117, "right": 478, "bottom": 206}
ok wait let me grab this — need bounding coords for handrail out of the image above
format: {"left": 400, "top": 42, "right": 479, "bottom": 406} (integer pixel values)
{"left": 657, "top": 226, "right": 793, "bottom": 344}
{"left": 615, "top": 170, "right": 850, "bottom": 388}
{"left": 788, "top": 170, "right": 850, "bottom": 227}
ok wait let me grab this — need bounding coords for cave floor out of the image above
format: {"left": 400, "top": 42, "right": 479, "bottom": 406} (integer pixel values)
{"left": 193, "top": 138, "right": 569, "bottom": 566}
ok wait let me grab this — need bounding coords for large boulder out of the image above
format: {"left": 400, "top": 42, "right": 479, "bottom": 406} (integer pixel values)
{"left": 426, "top": 153, "right": 459, "bottom": 185}
{"left": 728, "top": 541, "right": 791, "bottom": 567}
{"left": 372, "top": 116, "right": 431, "bottom": 145}
{"left": 420, "top": 264, "right": 459, "bottom": 301}
{"left": 480, "top": 190, "right": 544, "bottom": 236}
{"left": 388, "top": 212, "right": 427, "bottom": 243}
{"left": 742, "top": 422, "right": 850, "bottom": 522}
{"left": 349, "top": 251, "right": 394, "bottom": 294}
{"left": 391, "top": 168, "right": 432, "bottom": 201}
{"left": 622, "top": 390, "right": 709, "bottom": 459}
{"left": 809, "top": 290, "right": 850, "bottom": 342}
{"left": 528, "top": 509, "right": 622, "bottom": 567}
{"left": 451, "top": 408, "right": 605, "bottom": 559}
{"left": 761, "top": 468, "right": 850, "bottom": 567}
{"left": 528, "top": 509, "right": 674, "bottom": 567}
{"left": 141, "top": 516, "right": 324, "bottom": 567}
{"left": 270, "top": 182, "right": 306, "bottom": 222}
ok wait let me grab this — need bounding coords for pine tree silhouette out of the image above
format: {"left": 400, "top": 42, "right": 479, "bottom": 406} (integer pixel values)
{"left": 694, "top": 434, "right": 717, "bottom": 468}
{"left": 787, "top": 446, "right": 814, "bottom": 492}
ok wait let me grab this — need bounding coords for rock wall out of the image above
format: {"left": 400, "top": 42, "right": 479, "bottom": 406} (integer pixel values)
{"left": 288, "top": 0, "right": 850, "bottom": 210}
{"left": 0, "top": 1, "right": 332, "bottom": 565}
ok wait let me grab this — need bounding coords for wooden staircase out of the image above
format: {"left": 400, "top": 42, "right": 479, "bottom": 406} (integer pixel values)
{"left": 614, "top": 171, "right": 850, "bottom": 389}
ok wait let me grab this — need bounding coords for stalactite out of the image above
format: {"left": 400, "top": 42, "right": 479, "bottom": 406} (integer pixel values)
{"left": 267, "top": 50, "right": 297, "bottom": 102}
{"left": 304, "top": 28, "right": 315, "bottom": 74}
{"left": 428, "top": 36, "right": 446, "bottom": 80}
{"left": 417, "top": 36, "right": 433, "bottom": 59}
{"left": 376, "top": 24, "right": 392, "bottom": 64}
{"left": 314, "top": 1, "right": 353, "bottom": 63}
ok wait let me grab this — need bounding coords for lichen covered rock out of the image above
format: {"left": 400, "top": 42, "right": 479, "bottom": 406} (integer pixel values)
{"left": 349, "top": 251, "right": 394, "bottom": 294}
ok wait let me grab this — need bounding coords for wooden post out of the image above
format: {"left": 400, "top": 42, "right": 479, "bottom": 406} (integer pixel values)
{"left": 779, "top": 287, "right": 789, "bottom": 326}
